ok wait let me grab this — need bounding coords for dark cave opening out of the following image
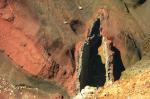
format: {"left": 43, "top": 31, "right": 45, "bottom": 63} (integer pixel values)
{"left": 111, "top": 45, "right": 125, "bottom": 81}
{"left": 90, "top": 19, "right": 101, "bottom": 36}
{"left": 79, "top": 18, "right": 105, "bottom": 90}
{"left": 79, "top": 18, "right": 125, "bottom": 90}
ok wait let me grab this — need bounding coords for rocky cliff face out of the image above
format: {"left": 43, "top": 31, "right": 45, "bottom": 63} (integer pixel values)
{"left": 0, "top": 0, "right": 150, "bottom": 98}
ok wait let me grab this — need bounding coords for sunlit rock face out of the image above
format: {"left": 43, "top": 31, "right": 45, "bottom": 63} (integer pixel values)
{"left": 0, "top": 0, "right": 150, "bottom": 98}
{"left": 99, "top": 8, "right": 143, "bottom": 68}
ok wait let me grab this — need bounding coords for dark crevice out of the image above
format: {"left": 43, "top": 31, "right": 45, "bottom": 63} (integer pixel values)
{"left": 79, "top": 18, "right": 105, "bottom": 90}
{"left": 65, "top": 45, "right": 76, "bottom": 74}
{"left": 79, "top": 18, "right": 127, "bottom": 90}
{"left": 69, "top": 46, "right": 76, "bottom": 74}
{"left": 133, "top": 0, "right": 147, "bottom": 8}
{"left": 123, "top": 0, "right": 146, "bottom": 9}
{"left": 123, "top": 2, "right": 130, "bottom": 13}
{"left": 88, "top": 18, "right": 101, "bottom": 37}
{"left": 137, "top": 0, "right": 146, "bottom": 5}
{"left": 111, "top": 46, "right": 125, "bottom": 81}
{"left": 70, "top": 46, "right": 75, "bottom": 61}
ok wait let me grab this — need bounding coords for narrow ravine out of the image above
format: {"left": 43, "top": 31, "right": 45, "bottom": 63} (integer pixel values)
{"left": 79, "top": 18, "right": 105, "bottom": 90}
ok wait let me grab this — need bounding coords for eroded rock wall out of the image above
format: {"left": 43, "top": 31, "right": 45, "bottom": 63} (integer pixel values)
{"left": 0, "top": 0, "right": 149, "bottom": 97}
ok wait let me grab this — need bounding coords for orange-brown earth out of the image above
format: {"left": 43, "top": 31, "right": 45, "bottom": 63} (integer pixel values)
{"left": 0, "top": 0, "right": 150, "bottom": 98}
{"left": 0, "top": 0, "right": 77, "bottom": 96}
{"left": 74, "top": 59, "right": 150, "bottom": 99}
{"left": 96, "top": 62, "right": 150, "bottom": 99}
{"left": 0, "top": 18, "right": 47, "bottom": 75}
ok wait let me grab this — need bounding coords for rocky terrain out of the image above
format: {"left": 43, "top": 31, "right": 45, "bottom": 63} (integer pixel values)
{"left": 74, "top": 59, "right": 150, "bottom": 99}
{"left": 0, "top": 0, "right": 150, "bottom": 99}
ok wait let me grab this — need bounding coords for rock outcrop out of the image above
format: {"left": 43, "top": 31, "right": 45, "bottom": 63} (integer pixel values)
{"left": 0, "top": 0, "right": 150, "bottom": 98}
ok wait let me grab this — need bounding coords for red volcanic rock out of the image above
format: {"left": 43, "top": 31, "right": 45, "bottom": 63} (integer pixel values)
{"left": 0, "top": 1, "right": 78, "bottom": 96}
{"left": 0, "top": 0, "right": 147, "bottom": 98}
{"left": 0, "top": 0, "right": 7, "bottom": 9}
{"left": 0, "top": 1, "right": 49, "bottom": 75}
{"left": 0, "top": 16, "right": 76, "bottom": 97}
{"left": 0, "top": 18, "right": 48, "bottom": 75}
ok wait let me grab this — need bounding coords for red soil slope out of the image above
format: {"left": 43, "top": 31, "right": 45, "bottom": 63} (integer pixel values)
{"left": 0, "top": 1, "right": 77, "bottom": 95}
{"left": 0, "top": 18, "right": 48, "bottom": 75}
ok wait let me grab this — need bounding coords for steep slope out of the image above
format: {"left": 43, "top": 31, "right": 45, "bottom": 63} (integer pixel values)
{"left": 74, "top": 59, "right": 150, "bottom": 99}
{"left": 0, "top": 0, "right": 150, "bottom": 98}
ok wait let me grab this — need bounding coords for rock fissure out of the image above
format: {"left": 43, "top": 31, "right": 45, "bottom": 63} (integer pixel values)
{"left": 79, "top": 18, "right": 105, "bottom": 90}
{"left": 78, "top": 15, "right": 126, "bottom": 90}
{"left": 0, "top": 0, "right": 149, "bottom": 98}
